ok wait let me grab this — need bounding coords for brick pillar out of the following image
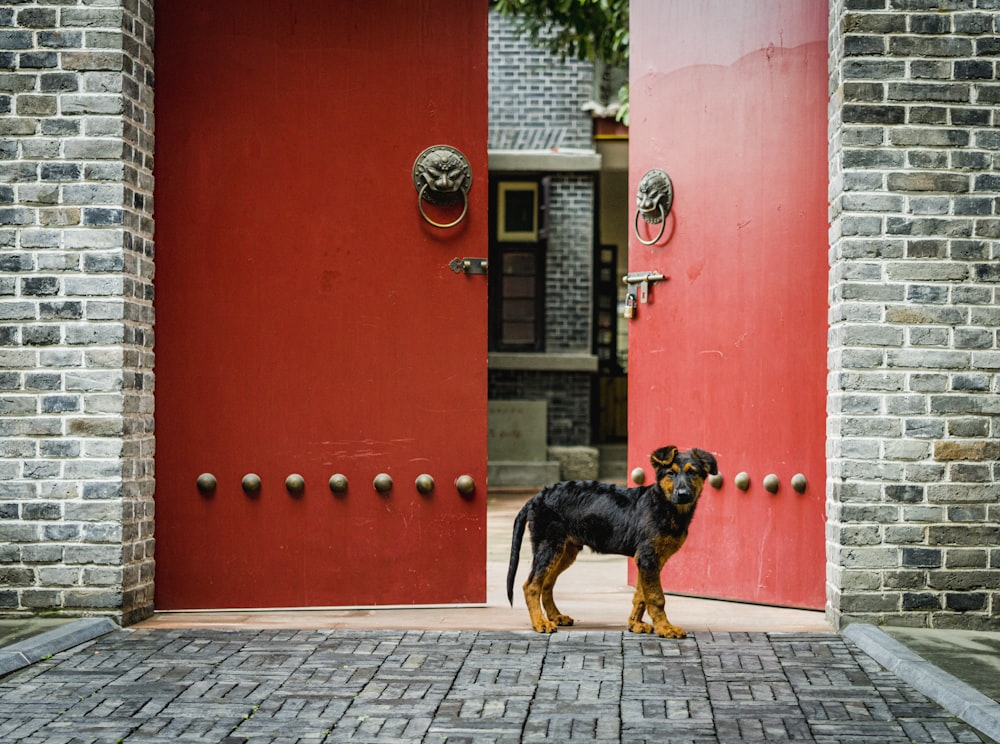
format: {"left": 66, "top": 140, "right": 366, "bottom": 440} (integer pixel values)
{"left": 0, "top": 1, "right": 155, "bottom": 624}
{"left": 827, "top": 0, "right": 999, "bottom": 630}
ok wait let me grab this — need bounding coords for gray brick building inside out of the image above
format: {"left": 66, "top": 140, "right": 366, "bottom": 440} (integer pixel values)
{"left": 0, "top": 1, "right": 997, "bottom": 630}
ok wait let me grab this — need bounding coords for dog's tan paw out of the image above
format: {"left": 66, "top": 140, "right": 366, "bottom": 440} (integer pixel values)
{"left": 531, "top": 619, "right": 559, "bottom": 634}
{"left": 628, "top": 620, "right": 654, "bottom": 634}
{"left": 654, "top": 623, "right": 687, "bottom": 639}
{"left": 550, "top": 613, "right": 574, "bottom": 627}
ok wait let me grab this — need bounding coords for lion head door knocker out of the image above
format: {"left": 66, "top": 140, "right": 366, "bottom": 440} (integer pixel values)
{"left": 412, "top": 145, "right": 472, "bottom": 229}
{"left": 634, "top": 168, "right": 674, "bottom": 246}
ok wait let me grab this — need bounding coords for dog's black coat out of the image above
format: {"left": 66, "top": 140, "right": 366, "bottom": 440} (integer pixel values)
{"left": 507, "top": 480, "right": 683, "bottom": 593}
{"left": 506, "top": 445, "right": 717, "bottom": 637}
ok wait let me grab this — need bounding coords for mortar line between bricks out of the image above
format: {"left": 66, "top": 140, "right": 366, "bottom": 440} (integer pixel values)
{"left": 517, "top": 633, "right": 550, "bottom": 742}
{"left": 133, "top": 629, "right": 265, "bottom": 742}
{"left": 226, "top": 700, "right": 264, "bottom": 742}
{"left": 323, "top": 631, "right": 407, "bottom": 741}
{"left": 418, "top": 631, "right": 480, "bottom": 744}
{"left": 214, "top": 629, "right": 264, "bottom": 742}
{"left": 61, "top": 633, "right": 140, "bottom": 736}
{"left": 41, "top": 632, "right": 147, "bottom": 743}
{"left": 697, "top": 634, "right": 719, "bottom": 741}
{"left": 617, "top": 632, "right": 625, "bottom": 744}
{"left": 771, "top": 632, "right": 818, "bottom": 742}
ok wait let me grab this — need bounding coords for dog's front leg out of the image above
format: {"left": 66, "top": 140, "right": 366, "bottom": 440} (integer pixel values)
{"left": 638, "top": 572, "right": 685, "bottom": 638}
{"left": 632, "top": 549, "right": 686, "bottom": 638}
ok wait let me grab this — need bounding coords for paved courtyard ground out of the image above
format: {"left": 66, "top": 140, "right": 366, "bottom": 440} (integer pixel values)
{"left": 0, "top": 626, "right": 993, "bottom": 743}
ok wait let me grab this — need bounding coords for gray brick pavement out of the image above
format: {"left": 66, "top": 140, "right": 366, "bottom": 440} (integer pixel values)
{"left": 0, "top": 629, "right": 992, "bottom": 743}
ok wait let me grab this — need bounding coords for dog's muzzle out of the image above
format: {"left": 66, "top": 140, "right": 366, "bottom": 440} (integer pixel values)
{"left": 672, "top": 488, "right": 695, "bottom": 505}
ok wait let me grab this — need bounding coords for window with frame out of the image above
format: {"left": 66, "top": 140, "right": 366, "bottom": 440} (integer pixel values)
{"left": 489, "top": 178, "right": 546, "bottom": 351}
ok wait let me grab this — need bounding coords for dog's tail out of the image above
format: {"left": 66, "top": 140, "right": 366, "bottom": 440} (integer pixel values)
{"left": 506, "top": 501, "right": 531, "bottom": 605}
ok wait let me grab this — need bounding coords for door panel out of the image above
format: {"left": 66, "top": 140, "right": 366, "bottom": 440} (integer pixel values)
{"left": 154, "top": 1, "right": 488, "bottom": 609}
{"left": 628, "top": 1, "right": 828, "bottom": 609}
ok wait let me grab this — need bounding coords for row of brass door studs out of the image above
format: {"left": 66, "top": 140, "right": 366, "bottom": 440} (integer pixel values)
{"left": 726, "top": 472, "right": 807, "bottom": 494}
{"left": 628, "top": 469, "right": 807, "bottom": 494}
{"left": 195, "top": 472, "right": 477, "bottom": 498}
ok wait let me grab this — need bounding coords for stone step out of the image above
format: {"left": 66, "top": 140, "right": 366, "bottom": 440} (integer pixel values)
{"left": 487, "top": 460, "right": 560, "bottom": 488}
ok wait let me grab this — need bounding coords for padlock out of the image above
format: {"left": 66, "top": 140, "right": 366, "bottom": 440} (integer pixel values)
{"left": 623, "top": 292, "right": 637, "bottom": 319}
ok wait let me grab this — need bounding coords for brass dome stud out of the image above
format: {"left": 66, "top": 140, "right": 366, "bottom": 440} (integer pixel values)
{"left": 285, "top": 473, "right": 305, "bottom": 497}
{"left": 455, "top": 475, "right": 475, "bottom": 497}
{"left": 373, "top": 473, "right": 393, "bottom": 494}
{"left": 242, "top": 473, "right": 262, "bottom": 496}
{"left": 196, "top": 473, "right": 217, "bottom": 495}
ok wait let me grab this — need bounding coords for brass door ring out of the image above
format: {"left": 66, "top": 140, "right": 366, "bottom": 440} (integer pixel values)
{"left": 634, "top": 203, "right": 667, "bottom": 245}
{"left": 418, "top": 183, "right": 469, "bottom": 229}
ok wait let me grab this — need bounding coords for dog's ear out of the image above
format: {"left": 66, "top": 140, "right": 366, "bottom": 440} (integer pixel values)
{"left": 649, "top": 446, "right": 678, "bottom": 473}
{"left": 692, "top": 448, "right": 718, "bottom": 476}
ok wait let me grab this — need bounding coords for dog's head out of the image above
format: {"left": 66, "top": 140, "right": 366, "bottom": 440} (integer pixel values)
{"left": 650, "top": 446, "right": 718, "bottom": 508}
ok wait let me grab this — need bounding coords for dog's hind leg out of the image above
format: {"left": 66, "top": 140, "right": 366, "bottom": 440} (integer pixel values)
{"left": 523, "top": 541, "right": 560, "bottom": 633}
{"left": 540, "top": 540, "right": 579, "bottom": 627}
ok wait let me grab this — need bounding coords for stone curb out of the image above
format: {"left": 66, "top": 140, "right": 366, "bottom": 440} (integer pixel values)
{"left": 844, "top": 623, "right": 1000, "bottom": 742}
{"left": 0, "top": 618, "right": 118, "bottom": 677}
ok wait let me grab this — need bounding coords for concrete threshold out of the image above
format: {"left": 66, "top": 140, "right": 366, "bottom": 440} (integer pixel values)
{"left": 0, "top": 617, "right": 118, "bottom": 677}
{"left": 845, "top": 624, "right": 1000, "bottom": 743}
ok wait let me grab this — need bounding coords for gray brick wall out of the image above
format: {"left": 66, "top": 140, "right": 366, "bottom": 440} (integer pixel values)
{"left": 488, "top": 370, "right": 592, "bottom": 446}
{"left": 488, "top": 11, "right": 597, "bottom": 448}
{"left": 546, "top": 175, "right": 594, "bottom": 354}
{"left": 488, "top": 11, "right": 595, "bottom": 150}
{"left": 827, "top": 0, "right": 999, "bottom": 630}
{"left": 0, "top": 0, "right": 155, "bottom": 623}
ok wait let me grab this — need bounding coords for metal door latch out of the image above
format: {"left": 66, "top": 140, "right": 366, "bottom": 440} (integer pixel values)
{"left": 622, "top": 271, "right": 667, "bottom": 319}
{"left": 449, "top": 257, "right": 488, "bottom": 275}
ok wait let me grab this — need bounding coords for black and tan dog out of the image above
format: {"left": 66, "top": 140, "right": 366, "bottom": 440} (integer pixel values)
{"left": 506, "top": 445, "right": 717, "bottom": 638}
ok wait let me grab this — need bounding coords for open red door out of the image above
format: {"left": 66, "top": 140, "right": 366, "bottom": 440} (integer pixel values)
{"left": 154, "top": 1, "right": 488, "bottom": 609}
{"left": 627, "top": 1, "right": 828, "bottom": 608}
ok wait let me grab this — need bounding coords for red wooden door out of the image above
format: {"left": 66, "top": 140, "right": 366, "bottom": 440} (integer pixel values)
{"left": 628, "top": 1, "right": 828, "bottom": 609}
{"left": 154, "top": 1, "right": 488, "bottom": 609}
